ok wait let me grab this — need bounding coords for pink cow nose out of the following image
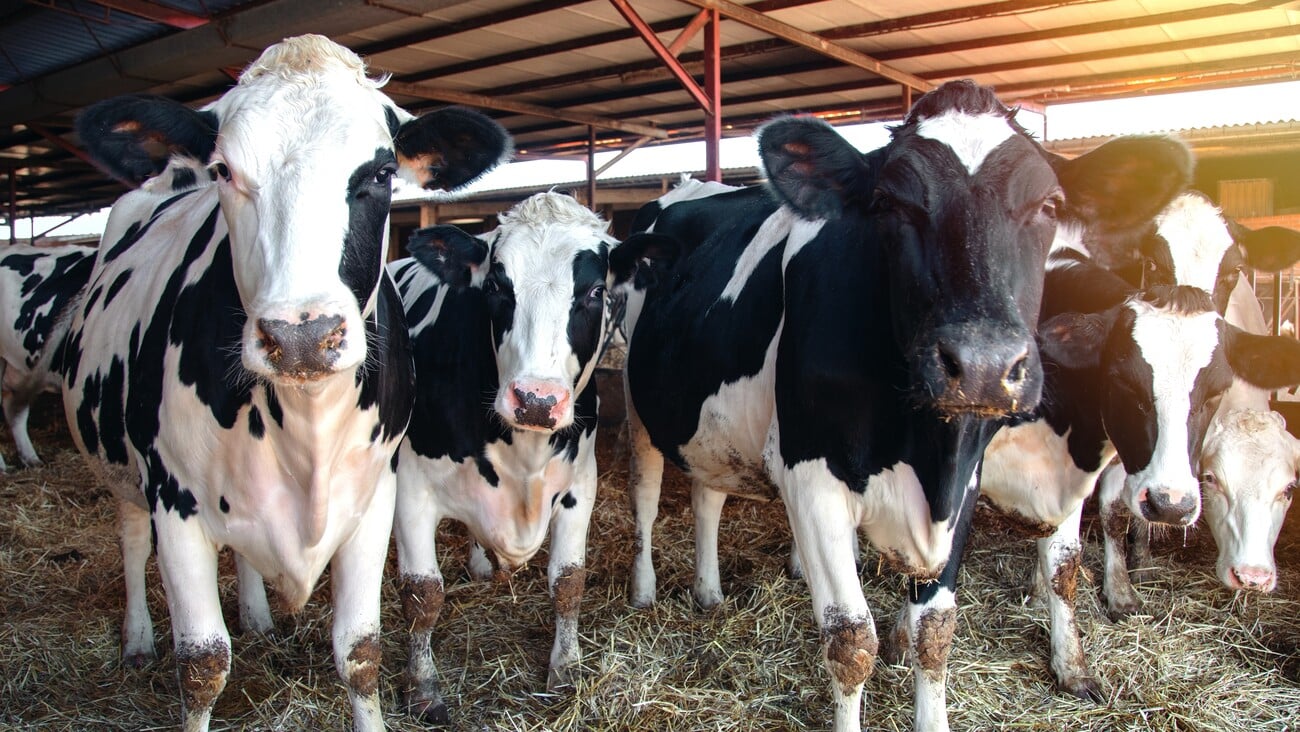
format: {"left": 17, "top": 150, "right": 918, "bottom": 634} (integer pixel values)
{"left": 504, "top": 380, "right": 571, "bottom": 430}
{"left": 1230, "top": 565, "right": 1275, "bottom": 592}
{"left": 1136, "top": 486, "right": 1198, "bottom": 526}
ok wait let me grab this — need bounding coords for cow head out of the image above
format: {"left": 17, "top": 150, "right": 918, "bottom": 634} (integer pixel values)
{"left": 1042, "top": 283, "right": 1300, "bottom": 526}
{"left": 1135, "top": 191, "right": 1300, "bottom": 313}
{"left": 77, "top": 35, "right": 510, "bottom": 386}
{"left": 1199, "top": 408, "right": 1298, "bottom": 592}
{"left": 409, "top": 192, "right": 619, "bottom": 432}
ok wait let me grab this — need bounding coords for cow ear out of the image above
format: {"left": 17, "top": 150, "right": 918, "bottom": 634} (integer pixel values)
{"left": 1223, "top": 322, "right": 1300, "bottom": 390}
{"left": 1054, "top": 135, "right": 1192, "bottom": 232}
{"left": 407, "top": 225, "right": 489, "bottom": 289}
{"left": 76, "top": 95, "right": 218, "bottom": 186}
{"left": 1038, "top": 310, "right": 1115, "bottom": 371}
{"left": 757, "top": 116, "right": 871, "bottom": 220}
{"left": 395, "top": 107, "right": 511, "bottom": 192}
{"left": 1233, "top": 222, "right": 1300, "bottom": 272}
{"left": 610, "top": 232, "right": 682, "bottom": 288}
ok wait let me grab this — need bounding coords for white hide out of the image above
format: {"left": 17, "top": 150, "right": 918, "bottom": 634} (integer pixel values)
{"left": 916, "top": 110, "right": 1018, "bottom": 175}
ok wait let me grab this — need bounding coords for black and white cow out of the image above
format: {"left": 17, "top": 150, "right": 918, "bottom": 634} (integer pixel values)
{"left": 67, "top": 35, "right": 508, "bottom": 732}
{"left": 1096, "top": 192, "right": 1300, "bottom": 605}
{"left": 980, "top": 220, "right": 1300, "bottom": 699}
{"left": 0, "top": 244, "right": 95, "bottom": 470}
{"left": 616, "top": 80, "right": 1192, "bottom": 732}
{"left": 387, "top": 191, "right": 617, "bottom": 722}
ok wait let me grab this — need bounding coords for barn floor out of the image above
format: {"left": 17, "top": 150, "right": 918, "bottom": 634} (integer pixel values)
{"left": 1, "top": 394, "right": 1298, "bottom": 731}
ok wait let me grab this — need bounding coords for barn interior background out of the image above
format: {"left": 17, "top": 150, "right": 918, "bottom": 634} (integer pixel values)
{"left": 2, "top": 1, "right": 1298, "bottom": 729}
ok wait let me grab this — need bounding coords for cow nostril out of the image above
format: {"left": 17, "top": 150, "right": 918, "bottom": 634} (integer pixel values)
{"left": 938, "top": 347, "right": 962, "bottom": 380}
{"left": 1004, "top": 355, "right": 1028, "bottom": 385}
{"left": 320, "top": 323, "right": 346, "bottom": 352}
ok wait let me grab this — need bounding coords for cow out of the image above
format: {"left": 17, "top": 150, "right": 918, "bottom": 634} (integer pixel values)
{"left": 0, "top": 244, "right": 95, "bottom": 470}
{"left": 1095, "top": 193, "right": 1300, "bottom": 607}
{"left": 979, "top": 220, "right": 1300, "bottom": 700}
{"left": 385, "top": 191, "right": 619, "bottom": 722}
{"left": 67, "top": 35, "right": 509, "bottom": 732}
{"left": 615, "top": 79, "right": 1193, "bottom": 732}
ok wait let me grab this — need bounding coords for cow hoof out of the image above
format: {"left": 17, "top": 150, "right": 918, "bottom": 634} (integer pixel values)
{"left": 547, "top": 664, "right": 577, "bottom": 692}
{"left": 693, "top": 583, "right": 724, "bottom": 610}
{"left": 1061, "top": 675, "right": 1105, "bottom": 703}
{"left": 1105, "top": 597, "right": 1141, "bottom": 622}
{"left": 409, "top": 697, "right": 450, "bottom": 725}
{"left": 122, "top": 649, "right": 156, "bottom": 670}
{"left": 21, "top": 458, "right": 43, "bottom": 469}
{"left": 879, "top": 622, "right": 908, "bottom": 666}
{"left": 628, "top": 590, "right": 656, "bottom": 609}
{"left": 1130, "top": 567, "right": 1157, "bottom": 585}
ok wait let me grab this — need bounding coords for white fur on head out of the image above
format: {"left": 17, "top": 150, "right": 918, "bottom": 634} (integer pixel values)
{"left": 1155, "top": 192, "right": 1233, "bottom": 294}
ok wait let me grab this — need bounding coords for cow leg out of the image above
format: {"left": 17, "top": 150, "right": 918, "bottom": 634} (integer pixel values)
{"left": 234, "top": 553, "right": 273, "bottom": 635}
{"left": 467, "top": 540, "right": 494, "bottom": 581}
{"left": 394, "top": 467, "right": 449, "bottom": 723}
{"left": 691, "top": 483, "right": 727, "bottom": 608}
{"left": 1127, "top": 515, "right": 1155, "bottom": 584}
{"left": 626, "top": 392, "right": 664, "bottom": 608}
{"left": 153, "top": 511, "right": 229, "bottom": 732}
{"left": 1098, "top": 465, "right": 1141, "bottom": 620}
{"left": 330, "top": 470, "right": 395, "bottom": 732}
{"left": 119, "top": 500, "right": 156, "bottom": 667}
{"left": 1038, "top": 505, "right": 1104, "bottom": 701}
{"left": 546, "top": 454, "right": 597, "bottom": 691}
{"left": 2, "top": 386, "right": 41, "bottom": 468}
{"left": 787, "top": 535, "right": 804, "bottom": 579}
{"left": 783, "top": 473, "right": 874, "bottom": 732}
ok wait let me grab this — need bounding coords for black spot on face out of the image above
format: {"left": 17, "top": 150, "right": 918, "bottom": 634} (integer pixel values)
{"left": 560, "top": 492, "right": 577, "bottom": 509}
{"left": 339, "top": 148, "right": 397, "bottom": 309}
{"left": 248, "top": 406, "right": 265, "bottom": 439}
{"left": 219, "top": 496, "right": 230, "bottom": 513}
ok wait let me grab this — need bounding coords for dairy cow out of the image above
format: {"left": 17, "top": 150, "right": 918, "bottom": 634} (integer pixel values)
{"left": 617, "top": 80, "right": 1192, "bottom": 732}
{"left": 388, "top": 192, "right": 619, "bottom": 722}
{"left": 67, "top": 35, "right": 508, "bottom": 732}
{"left": 0, "top": 244, "right": 94, "bottom": 470}
{"left": 980, "top": 225, "right": 1300, "bottom": 700}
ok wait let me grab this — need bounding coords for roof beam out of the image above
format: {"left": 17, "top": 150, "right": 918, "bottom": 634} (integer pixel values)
{"left": 382, "top": 80, "right": 668, "bottom": 139}
{"left": 83, "top": 0, "right": 208, "bottom": 29}
{"left": 356, "top": 0, "right": 589, "bottom": 56}
{"left": 676, "top": 0, "right": 933, "bottom": 90}
{"left": 609, "top": 0, "right": 712, "bottom": 111}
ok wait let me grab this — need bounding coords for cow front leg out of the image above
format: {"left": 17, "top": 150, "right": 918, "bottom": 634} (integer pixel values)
{"left": 626, "top": 395, "right": 664, "bottom": 608}
{"left": 119, "top": 500, "right": 156, "bottom": 667}
{"left": 1098, "top": 465, "right": 1141, "bottom": 620}
{"left": 331, "top": 470, "right": 395, "bottom": 732}
{"left": 153, "top": 510, "right": 229, "bottom": 732}
{"left": 2, "top": 386, "right": 41, "bottom": 468}
{"left": 1038, "top": 505, "right": 1104, "bottom": 701}
{"left": 1127, "top": 515, "right": 1155, "bottom": 583}
{"left": 394, "top": 461, "right": 449, "bottom": 723}
{"left": 235, "top": 553, "right": 273, "bottom": 635}
{"left": 783, "top": 472, "right": 874, "bottom": 732}
{"left": 691, "top": 483, "right": 727, "bottom": 608}
{"left": 467, "top": 540, "right": 494, "bottom": 581}
{"left": 547, "top": 455, "right": 598, "bottom": 691}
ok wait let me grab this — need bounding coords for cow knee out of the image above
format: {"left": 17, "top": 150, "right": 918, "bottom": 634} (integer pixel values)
{"left": 176, "top": 639, "right": 230, "bottom": 714}
{"left": 913, "top": 607, "right": 958, "bottom": 681}
{"left": 343, "top": 634, "right": 382, "bottom": 698}
{"left": 552, "top": 564, "right": 586, "bottom": 618}
{"left": 1052, "top": 547, "right": 1082, "bottom": 605}
{"left": 399, "top": 574, "right": 445, "bottom": 633}
{"left": 822, "top": 606, "right": 878, "bottom": 693}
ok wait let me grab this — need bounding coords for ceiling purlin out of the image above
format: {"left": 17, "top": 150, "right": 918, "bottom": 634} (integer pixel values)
{"left": 354, "top": 0, "right": 590, "bottom": 56}
{"left": 82, "top": 0, "right": 209, "bottom": 29}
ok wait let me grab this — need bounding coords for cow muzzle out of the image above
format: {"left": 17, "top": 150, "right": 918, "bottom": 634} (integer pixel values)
{"left": 917, "top": 324, "right": 1042, "bottom": 416}
{"left": 255, "top": 313, "right": 349, "bottom": 380}
{"left": 1224, "top": 563, "right": 1277, "bottom": 592}
{"left": 1135, "top": 485, "right": 1200, "bottom": 526}
{"left": 499, "top": 379, "right": 572, "bottom": 431}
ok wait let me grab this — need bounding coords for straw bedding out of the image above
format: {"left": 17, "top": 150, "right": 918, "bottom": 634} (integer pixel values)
{"left": 1, "top": 395, "right": 1296, "bottom": 731}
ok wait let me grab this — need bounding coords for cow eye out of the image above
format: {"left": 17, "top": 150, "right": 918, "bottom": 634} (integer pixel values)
{"left": 1040, "top": 194, "right": 1061, "bottom": 220}
{"left": 586, "top": 284, "right": 605, "bottom": 304}
{"left": 374, "top": 165, "right": 396, "bottom": 185}
{"left": 1284, "top": 481, "right": 1297, "bottom": 501}
{"left": 210, "top": 161, "right": 231, "bottom": 182}
{"left": 1199, "top": 472, "right": 1219, "bottom": 489}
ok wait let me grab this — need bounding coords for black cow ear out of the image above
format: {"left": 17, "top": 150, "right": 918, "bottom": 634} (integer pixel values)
{"left": 1054, "top": 135, "right": 1192, "bottom": 232}
{"left": 757, "top": 116, "right": 870, "bottom": 220}
{"left": 1234, "top": 223, "right": 1300, "bottom": 273}
{"left": 1223, "top": 322, "right": 1300, "bottom": 390}
{"left": 395, "top": 107, "right": 512, "bottom": 192}
{"left": 75, "top": 95, "right": 218, "bottom": 186}
{"left": 407, "top": 225, "right": 489, "bottom": 289}
{"left": 1038, "top": 309, "right": 1115, "bottom": 370}
{"left": 610, "top": 232, "right": 682, "bottom": 287}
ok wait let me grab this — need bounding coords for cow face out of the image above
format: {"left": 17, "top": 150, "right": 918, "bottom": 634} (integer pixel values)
{"left": 409, "top": 193, "right": 618, "bottom": 431}
{"left": 76, "top": 35, "right": 509, "bottom": 386}
{"left": 1200, "top": 408, "right": 1298, "bottom": 592}
{"left": 759, "top": 82, "right": 1061, "bottom": 416}
{"left": 1137, "top": 192, "right": 1300, "bottom": 313}
{"left": 1043, "top": 284, "right": 1300, "bottom": 526}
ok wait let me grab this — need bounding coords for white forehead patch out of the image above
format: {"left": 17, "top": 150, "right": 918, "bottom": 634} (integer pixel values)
{"left": 1130, "top": 302, "right": 1221, "bottom": 414}
{"left": 915, "top": 110, "right": 1017, "bottom": 175}
{"left": 1155, "top": 193, "right": 1234, "bottom": 292}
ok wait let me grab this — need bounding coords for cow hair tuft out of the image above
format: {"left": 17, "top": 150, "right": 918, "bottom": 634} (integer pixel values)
{"left": 896, "top": 79, "right": 1026, "bottom": 137}
{"left": 1135, "top": 284, "right": 1216, "bottom": 315}
{"left": 499, "top": 191, "right": 609, "bottom": 237}
{"left": 239, "top": 34, "right": 388, "bottom": 89}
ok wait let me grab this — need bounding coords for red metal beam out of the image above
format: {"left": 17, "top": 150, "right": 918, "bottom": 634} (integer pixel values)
{"left": 668, "top": 9, "right": 711, "bottom": 56}
{"left": 608, "top": 0, "right": 713, "bottom": 112}
{"left": 703, "top": 8, "right": 721, "bottom": 182}
{"left": 84, "top": 0, "right": 208, "bottom": 29}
